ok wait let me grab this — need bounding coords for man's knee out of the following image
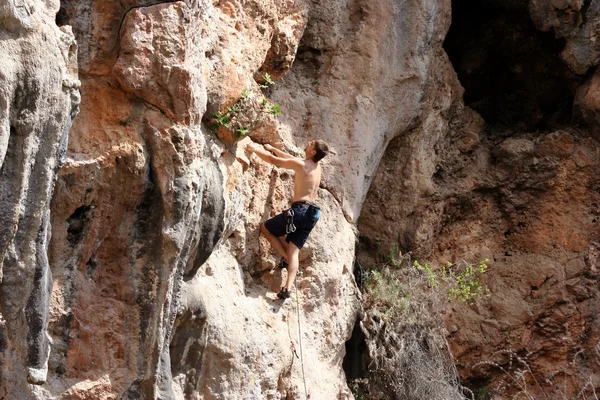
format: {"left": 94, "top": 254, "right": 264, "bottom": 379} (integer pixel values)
{"left": 286, "top": 243, "right": 300, "bottom": 258}
{"left": 260, "top": 223, "right": 268, "bottom": 236}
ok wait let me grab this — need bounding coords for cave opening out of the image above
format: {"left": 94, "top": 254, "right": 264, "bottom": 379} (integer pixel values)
{"left": 342, "top": 318, "right": 368, "bottom": 382}
{"left": 443, "top": 0, "right": 585, "bottom": 133}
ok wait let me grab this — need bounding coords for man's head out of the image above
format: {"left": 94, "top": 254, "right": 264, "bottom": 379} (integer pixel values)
{"left": 305, "top": 140, "right": 330, "bottom": 162}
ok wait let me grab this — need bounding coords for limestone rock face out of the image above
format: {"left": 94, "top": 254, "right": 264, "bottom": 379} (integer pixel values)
{"left": 0, "top": 2, "right": 80, "bottom": 398}
{"left": 5, "top": 0, "right": 599, "bottom": 398}
{"left": 358, "top": 1, "right": 600, "bottom": 397}
{"left": 23, "top": 0, "right": 458, "bottom": 397}
{"left": 114, "top": 3, "right": 204, "bottom": 124}
{"left": 268, "top": 0, "right": 454, "bottom": 222}
{"left": 0, "top": 0, "right": 477, "bottom": 396}
{"left": 530, "top": 0, "right": 600, "bottom": 74}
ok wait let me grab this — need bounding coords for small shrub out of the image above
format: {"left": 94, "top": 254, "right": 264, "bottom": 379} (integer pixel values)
{"left": 259, "top": 72, "right": 275, "bottom": 88}
{"left": 266, "top": 103, "right": 282, "bottom": 116}
{"left": 212, "top": 112, "right": 230, "bottom": 128}
{"left": 387, "top": 245, "right": 402, "bottom": 267}
{"left": 412, "top": 259, "right": 490, "bottom": 304}
{"left": 237, "top": 127, "right": 249, "bottom": 137}
{"left": 358, "top": 247, "right": 485, "bottom": 400}
{"left": 365, "top": 269, "right": 411, "bottom": 316}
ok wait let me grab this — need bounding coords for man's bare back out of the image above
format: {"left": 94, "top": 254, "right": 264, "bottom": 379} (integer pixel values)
{"left": 293, "top": 160, "right": 321, "bottom": 202}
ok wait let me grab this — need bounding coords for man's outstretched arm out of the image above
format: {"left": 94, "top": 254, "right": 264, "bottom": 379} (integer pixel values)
{"left": 264, "top": 144, "right": 296, "bottom": 159}
{"left": 246, "top": 143, "right": 302, "bottom": 170}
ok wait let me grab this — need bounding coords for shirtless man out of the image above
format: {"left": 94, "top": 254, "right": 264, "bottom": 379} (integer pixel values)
{"left": 246, "top": 140, "right": 330, "bottom": 299}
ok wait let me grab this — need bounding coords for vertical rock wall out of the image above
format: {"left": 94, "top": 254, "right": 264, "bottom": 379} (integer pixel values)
{"left": 0, "top": 1, "right": 80, "bottom": 398}
{"left": 33, "top": 0, "right": 453, "bottom": 397}
{"left": 8, "top": 0, "right": 589, "bottom": 398}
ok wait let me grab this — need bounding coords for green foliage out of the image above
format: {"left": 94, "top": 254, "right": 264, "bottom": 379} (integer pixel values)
{"left": 387, "top": 244, "right": 402, "bottom": 267}
{"left": 476, "top": 386, "right": 488, "bottom": 399}
{"left": 413, "top": 260, "right": 441, "bottom": 289}
{"left": 228, "top": 103, "right": 241, "bottom": 115}
{"left": 240, "top": 89, "right": 251, "bottom": 100}
{"left": 259, "top": 72, "right": 275, "bottom": 88}
{"left": 267, "top": 103, "right": 282, "bottom": 116}
{"left": 412, "top": 259, "right": 491, "bottom": 304}
{"left": 237, "top": 126, "right": 249, "bottom": 137}
{"left": 212, "top": 112, "right": 230, "bottom": 128}
{"left": 365, "top": 269, "right": 411, "bottom": 316}
{"left": 260, "top": 99, "right": 282, "bottom": 117}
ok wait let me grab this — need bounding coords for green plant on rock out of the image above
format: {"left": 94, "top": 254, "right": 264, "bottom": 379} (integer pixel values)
{"left": 228, "top": 103, "right": 241, "bottom": 115}
{"left": 212, "top": 112, "right": 230, "bottom": 128}
{"left": 259, "top": 72, "right": 275, "bottom": 88}
{"left": 413, "top": 260, "right": 441, "bottom": 289}
{"left": 241, "top": 89, "right": 252, "bottom": 100}
{"left": 266, "top": 103, "right": 281, "bottom": 117}
{"left": 387, "top": 244, "right": 402, "bottom": 268}
{"left": 447, "top": 259, "right": 491, "bottom": 304}
{"left": 365, "top": 269, "right": 411, "bottom": 316}
{"left": 237, "top": 126, "right": 249, "bottom": 137}
{"left": 413, "top": 259, "right": 490, "bottom": 304}
{"left": 260, "top": 98, "right": 282, "bottom": 117}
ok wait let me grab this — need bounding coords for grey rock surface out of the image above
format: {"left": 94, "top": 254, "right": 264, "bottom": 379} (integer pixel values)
{"left": 0, "top": 2, "right": 80, "bottom": 398}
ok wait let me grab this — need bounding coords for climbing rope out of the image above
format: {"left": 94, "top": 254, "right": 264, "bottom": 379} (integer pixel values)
{"left": 295, "top": 279, "right": 309, "bottom": 400}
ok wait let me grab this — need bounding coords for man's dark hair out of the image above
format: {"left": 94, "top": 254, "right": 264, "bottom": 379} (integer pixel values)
{"left": 313, "top": 140, "right": 329, "bottom": 162}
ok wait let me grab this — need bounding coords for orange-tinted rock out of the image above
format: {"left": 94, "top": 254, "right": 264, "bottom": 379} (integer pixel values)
{"left": 114, "top": 3, "right": 204, "bottom": 124}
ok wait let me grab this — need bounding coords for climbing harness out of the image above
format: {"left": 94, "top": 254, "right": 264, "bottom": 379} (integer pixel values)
{"left": 285, "top": 208, "right": 296, "bottom": 233}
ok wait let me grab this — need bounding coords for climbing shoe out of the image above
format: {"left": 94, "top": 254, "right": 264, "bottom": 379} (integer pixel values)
{"left": 277, "top": 259, "right": 288, "bottom": 269}
{"left": 277, "top": 287, "right": 291, "bottom": 299}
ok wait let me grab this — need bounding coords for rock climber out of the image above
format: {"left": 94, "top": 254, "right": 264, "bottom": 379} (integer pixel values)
{"left": 246, "top": 139, "right": 330, "bottom": 299}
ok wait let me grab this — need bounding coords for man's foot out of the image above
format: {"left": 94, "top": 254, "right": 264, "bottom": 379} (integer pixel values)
{"left": 277, "top": 258, "right": 288, "bottom": 269}
{"left": 277, "top": 287, "right": 291, "bottom": 299}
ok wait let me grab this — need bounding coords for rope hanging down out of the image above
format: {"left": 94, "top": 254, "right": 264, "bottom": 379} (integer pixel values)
{"left": 295, "top": 279, "right": 309, "bottom": 399}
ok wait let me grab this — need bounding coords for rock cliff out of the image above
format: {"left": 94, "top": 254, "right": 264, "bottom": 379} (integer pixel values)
{"left": 0, "top": 0, "right": 599, "bottom": 399}
{"left": 359, "top": 0, "right": 600, "bottom": 398}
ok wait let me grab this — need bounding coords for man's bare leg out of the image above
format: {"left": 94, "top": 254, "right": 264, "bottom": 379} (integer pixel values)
{"left": 284, "top": 243, "right": 301, "bottom": 291}
{"left": 260, "top": 223, "right": 289, "bottom": 261}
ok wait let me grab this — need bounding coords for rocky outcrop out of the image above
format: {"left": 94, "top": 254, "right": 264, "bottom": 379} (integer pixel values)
{"left": 3, "top": 0, "right": 599, "bottom": 398}
{"left": 0, "top": 1, "right": 80, "bottom": 397}
{"left": 35, "top": 0, "right": 464, "bottom": 398}
{"left": 530, "top": 0, "right": 600, "bottom": 74}
{"left": 358, "top": 0, "right": 600, "bottom": 398}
